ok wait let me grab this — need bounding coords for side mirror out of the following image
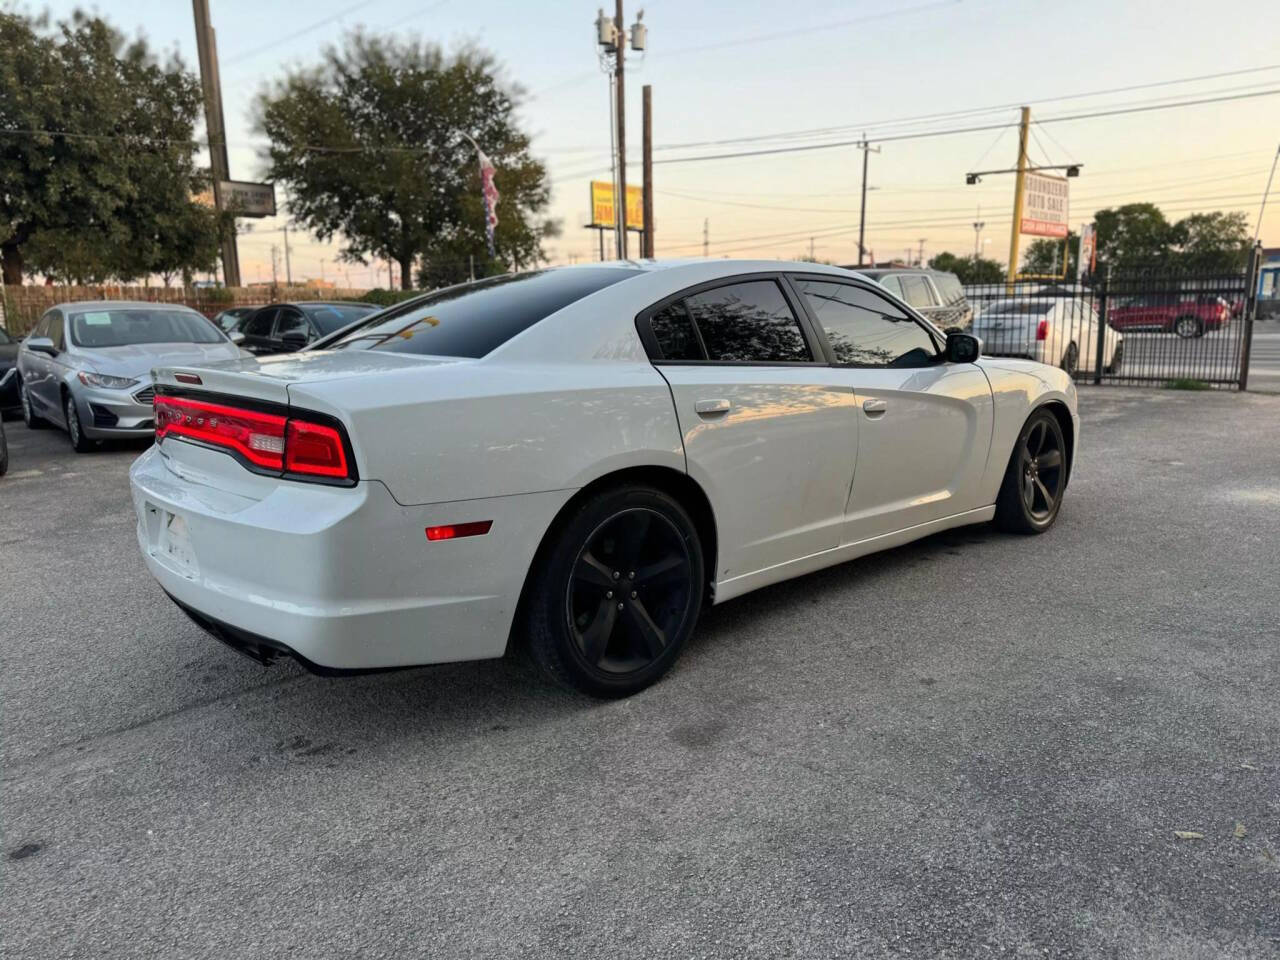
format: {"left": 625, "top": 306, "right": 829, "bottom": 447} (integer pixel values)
{"left": 280, "top": 330, "right": 310, "bottom": 350}
{"left": 25, "top": 336, "right": 57, "bottom": 357}
{"left": 229, "top": 331, "right": 245, "bottom": 344}
{"left": 946, "top": 332, "right": 981, "bottom": 364}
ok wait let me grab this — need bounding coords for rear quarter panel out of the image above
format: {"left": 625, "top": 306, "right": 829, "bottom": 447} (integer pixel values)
{"left": 288, "top": 360, "right": 686, "bottom": 506}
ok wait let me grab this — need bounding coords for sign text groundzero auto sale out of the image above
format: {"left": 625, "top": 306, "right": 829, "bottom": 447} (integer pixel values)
{"left": 1020, "top": 173, "right": 1069, "bottom": 238}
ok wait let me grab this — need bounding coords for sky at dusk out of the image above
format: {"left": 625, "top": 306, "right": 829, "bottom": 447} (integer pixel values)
{"left": 31, "top": 0, "right": 1280, "bottom": 284}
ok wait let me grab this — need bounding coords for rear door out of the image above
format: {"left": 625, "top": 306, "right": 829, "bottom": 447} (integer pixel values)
{"left": 639, "top": 276, "right": 859, "bottom": 584}
{"left": 789, "top": 276, "right": 994, "bottom": 542}
{"left": 239, "top": 306, "right": 278, "bottom": 354}
{"left": 272, "top": 306, "right": 314, "bottom": 352}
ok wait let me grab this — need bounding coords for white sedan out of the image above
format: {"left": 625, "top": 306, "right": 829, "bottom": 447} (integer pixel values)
{"left": 972, "top": 295, "right": 1122, "bottom": 376}
{"left": 130, "top": 260, "right": 1078, "bottom": 697}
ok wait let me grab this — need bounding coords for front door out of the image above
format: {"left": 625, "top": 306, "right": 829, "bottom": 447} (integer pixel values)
{"left": 239, "top": 307, "right": 279, "bottom": 354}
{"left": 788, "top": 276, "right": 994, "bottom": 542}
{"left": 642, "top": 277, "right": 858, "bottom": 584}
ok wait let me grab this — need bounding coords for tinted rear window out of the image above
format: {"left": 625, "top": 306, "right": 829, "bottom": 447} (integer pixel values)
{"left": 330, "top": 268, "right": 639, "bottom": 358}
{"left": 301, "top": 302, "right": 379, "bottom": 335}
{"left": 69, "top": 309, "right": 224, "bottom": 347}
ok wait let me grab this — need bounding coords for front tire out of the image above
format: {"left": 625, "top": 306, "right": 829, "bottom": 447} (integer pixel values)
{"left": 64, "top": 394, "right": 94, "bottom": 452}
{"left": 1173, "top": 315, "right": 1201, "bottom": 338}
{"left": 525, "top": 485, "right": 704, "bottom": 698}
{"left": 21, "top": 383, "right": 47, "bottom": 429}
{"left": 994, "top": 408, "right": 1067, "bottom": 535}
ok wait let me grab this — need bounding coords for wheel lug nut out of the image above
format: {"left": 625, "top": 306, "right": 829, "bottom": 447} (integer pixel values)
{"left": 606, "top": 590, "right": 613, "bottom": 599}
{"left": 628, "top": 571, "right": 635, "bottom": 579}
{"left": 613, "top": 571, "right": 620, "bottom": 580}
{"left": 630, "top": 590, "right": 637, "bottom": 599}
{"left": 617, "top": 602, "right": 624, "bottom": 610}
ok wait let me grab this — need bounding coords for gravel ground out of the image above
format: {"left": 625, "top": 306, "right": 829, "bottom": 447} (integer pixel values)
{"left": 2, "top": 388, "right": 1278, "bottom": 959}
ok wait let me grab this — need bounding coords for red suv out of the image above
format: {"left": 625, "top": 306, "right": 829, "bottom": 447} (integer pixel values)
{"left": 1108, "top": 295, "right": 1229, "bottom": 338}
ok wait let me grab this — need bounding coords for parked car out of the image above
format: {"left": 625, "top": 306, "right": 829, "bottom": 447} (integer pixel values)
{"left": 236, "top": 301, "right": 380, "bottom": 355}
{"left": 18, "top": 302, "right": 243, "bottom": 451}
{"left": 972, "top": 295, "right": 1123, "bottom": 375}
{"left": 0, "top": 326, "right": 20, "bottom": 417}
{"left": 1108, "top": 294, "right": 1229, "bottom": 338}
{"left": 846, "top": 267, "right": 974, "bottom": 331}
{"left": 132, "top": 260, "right": 1078, "bottom": 698}
{"left": 210, "top": 306, "right": 255, "bottom": 334}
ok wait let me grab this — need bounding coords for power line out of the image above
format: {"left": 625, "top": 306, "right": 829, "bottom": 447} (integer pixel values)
{"left": 648, "top": 88, "right": 1280, "bottom": 167}
{"left": 221, "top": 0, "right": 381, "bottom": 67}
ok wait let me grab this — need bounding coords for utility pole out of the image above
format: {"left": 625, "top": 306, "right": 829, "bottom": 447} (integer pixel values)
{"left": 595, "top": 6, "right": 646, "bottom": 260}
{"left": 642, "top": 84, "right": 654, "bottom": 258}
{"left": 614, "top": 0, "right": 627, "bottom": 259}
{"left": 282, "top": 225, "right": 292, "bottom": 286}
{"left": 917, "top": 238, "right": 927, "bottom": 268}
{"left": 1007, "top": 106, "right": 1031, "bottom": 284}
{"left": 972, "top": 205, "right": 985, "bottom": 259}
{"left": 809, "top": 237, "right": 815, "bottom": 260}
{"left": 703, "top": 219, "right": 709, "bottom": 258}
{"left": 192, "top": 0, "right": 240, "bottom": 287}
{"left": 856, "top": 135, "right": 879, "bottom": 267}
{"left": 270, "top": 245, "right": 279, "bottom": 287}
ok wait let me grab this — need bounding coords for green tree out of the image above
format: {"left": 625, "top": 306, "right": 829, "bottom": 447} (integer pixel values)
{"left": 928, "top": 251, "right": 1004, "bottom": 285}
{"left": 1170, "top": 211, "right": 1250, "bottom": 272}
{"left": 1093, "top": 203, "right": 1174, "bottom": 270}
{"left": 0, "top": 10, "right": 215, "bottom": 285}
{"left": 1021, "top": 231, "right": 1078, "bottom": 277}
{"left": 257, "top": 33, "right": 559, "bottom": 290}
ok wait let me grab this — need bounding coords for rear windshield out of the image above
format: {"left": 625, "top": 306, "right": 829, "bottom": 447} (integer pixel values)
{"left": 329, "top": 268, "right": 639, "bottom": 358}
{"left": 980, "top": 300, "right": 1056, "bottom": 316}
{"left": 301, "top": 302, "right": 379, "bottom": 335}
{"left": 69, "top": 308, "right": 225, "bottom": 347}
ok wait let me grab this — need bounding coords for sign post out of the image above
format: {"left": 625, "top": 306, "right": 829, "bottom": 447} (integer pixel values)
{"left": 588, "top": 181, "right": 645, "bottom": 259}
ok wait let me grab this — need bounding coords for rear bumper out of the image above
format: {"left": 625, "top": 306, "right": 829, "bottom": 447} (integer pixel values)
{"left": 130, "top": 443, "right": 571, "bottom": 671}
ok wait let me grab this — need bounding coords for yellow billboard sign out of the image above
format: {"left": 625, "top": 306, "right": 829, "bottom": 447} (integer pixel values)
{"left": 590, "top": 181, "right": 644, "bottom": 231}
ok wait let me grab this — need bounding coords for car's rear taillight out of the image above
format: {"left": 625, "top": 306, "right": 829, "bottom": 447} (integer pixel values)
{"left": 154, "top": 394, "right": 355, "bottom": 484}
{"left": 285, "top": 420, "right": 349, "bottom": 478}
{"left": 1035, "top": 319, "right": 1049, "bottom": 341}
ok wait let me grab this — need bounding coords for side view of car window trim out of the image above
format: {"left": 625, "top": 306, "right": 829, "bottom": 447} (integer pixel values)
{"left": 639, "top": 275, "right": 824, "bottom": 366}
{"left": 790, "top": 277, "right": 943, "bottom": 368}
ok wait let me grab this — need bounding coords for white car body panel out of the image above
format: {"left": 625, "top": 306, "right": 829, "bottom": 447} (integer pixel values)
{"left": 132, "top": 259, "right": 1080, "bottom": 673}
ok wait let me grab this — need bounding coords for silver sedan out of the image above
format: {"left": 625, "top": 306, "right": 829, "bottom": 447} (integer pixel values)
{"left": 17, "top": 301, "right": 243, "bottom": 451}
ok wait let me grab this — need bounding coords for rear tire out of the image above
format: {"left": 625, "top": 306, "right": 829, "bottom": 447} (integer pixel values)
{"left": 525, "top": 485, "right": 704, "bottom": 698}
{"left": 1173, "top": 315, "right": 1201, "bottom": 338}
{"left": 994, "top": 408, "right": 1067, "bottom": 535}
{"left": 1105, "top": 341, "right": 1123, "bottom": 374}
{"left": 1060, "top": 342, "right": 1079, "bottom": 376}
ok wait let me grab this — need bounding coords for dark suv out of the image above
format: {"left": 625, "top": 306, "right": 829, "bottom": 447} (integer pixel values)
{"left": 843, "top": 267, "right": 974, "bottom": 332}
{"left": 237, "top": 301, "right": 380, "bottom": 355}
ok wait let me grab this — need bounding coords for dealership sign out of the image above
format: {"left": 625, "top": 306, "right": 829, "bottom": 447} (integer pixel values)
{"left": 1020, "top": 172, "right": 1069, "bottom": 238}
{"left": 218, "top": 180, "right": 277, "bottom": 218}
{"left": 589, "top": 181, "right": 644, "bottom": 231}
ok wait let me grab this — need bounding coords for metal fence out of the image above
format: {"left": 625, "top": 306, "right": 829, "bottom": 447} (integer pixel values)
{"left": 963, "top": 252, "right": 1262, "bottom": 389}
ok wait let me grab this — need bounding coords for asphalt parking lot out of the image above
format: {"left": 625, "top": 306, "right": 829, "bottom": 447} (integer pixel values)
{"left": 2, "top": 388, "right": 1278, "bottom": 959}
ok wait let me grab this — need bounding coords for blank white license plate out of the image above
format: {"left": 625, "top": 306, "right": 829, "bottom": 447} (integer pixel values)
{"left": 157, "top": 511, "right": 198, "bottom": 575}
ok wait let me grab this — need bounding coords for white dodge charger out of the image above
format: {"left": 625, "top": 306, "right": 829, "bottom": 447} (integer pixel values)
{"left": 130, "top": 260, "right": 1078, "bottom": 697}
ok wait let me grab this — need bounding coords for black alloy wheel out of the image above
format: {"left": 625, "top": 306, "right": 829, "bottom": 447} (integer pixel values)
{"left": 995, "top": 409, "right": 1067, "bottom": 534}
{"left": 526, "top": 486, "right": 704, "bottom": 697}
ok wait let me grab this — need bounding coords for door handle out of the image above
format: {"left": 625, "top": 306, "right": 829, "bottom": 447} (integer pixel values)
{"left": 863, "top": 398, "right": 888, "bottom": 418}
{"left": 695, "top": 398, "right": 732, "bottom": 416}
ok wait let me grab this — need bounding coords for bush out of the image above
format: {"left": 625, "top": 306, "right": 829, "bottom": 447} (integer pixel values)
{"left": 359, "top": 287, "right": 421, "bottom": 307}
